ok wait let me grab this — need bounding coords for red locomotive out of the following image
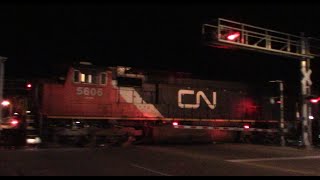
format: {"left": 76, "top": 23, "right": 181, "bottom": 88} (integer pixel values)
{"left": 41, "top": 62, "right": 273, "bottom": 121}
{"left": 3, "top": 61, "right": 281, "bottom": 145}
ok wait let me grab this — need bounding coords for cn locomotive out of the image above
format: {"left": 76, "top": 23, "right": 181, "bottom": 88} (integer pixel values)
{"left": 4, "top": 61, "right": 280, "bottom": 144}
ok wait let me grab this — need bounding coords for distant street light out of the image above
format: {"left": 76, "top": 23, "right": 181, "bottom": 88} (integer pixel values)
{"left": 269, "top": 80, "right": 286, "bottom": 147}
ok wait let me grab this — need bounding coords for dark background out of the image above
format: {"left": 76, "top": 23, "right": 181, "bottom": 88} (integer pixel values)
{"left": 0, "top": 2, "right": 320, "bottom": 94}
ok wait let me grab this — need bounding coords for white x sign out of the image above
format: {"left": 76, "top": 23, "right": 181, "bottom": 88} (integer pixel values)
{"left": 301, "top": 68, "right": 312, "bottom": 86}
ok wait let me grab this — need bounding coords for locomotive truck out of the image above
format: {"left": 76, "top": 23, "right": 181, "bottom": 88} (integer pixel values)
{"left": 3, "top": 61, "right": 282, "bottom": 146}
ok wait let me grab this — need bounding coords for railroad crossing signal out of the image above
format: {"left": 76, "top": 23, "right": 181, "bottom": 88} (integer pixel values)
{"left": 220, "top": 29, "right": 241, "bottom": 41}
{"left": 226, "top": 32, "right": 240, "bottom": 41}
{"left": 202, "top": 18, "right": 320, "bottom": 149}
{"left": 202, "top": 18, "right": 319, "bottom": 59}
{"left": 301, "top": 68, "right": 312, "bottom": 86}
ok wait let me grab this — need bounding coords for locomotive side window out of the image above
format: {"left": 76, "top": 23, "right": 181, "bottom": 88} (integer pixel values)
{"left": 100, "top": 73, "right": 107, "bottom": 85}
{"left": 74, "top": 68, "right": 105, "bottom": 85}
{"left": 75, "top": 70, "right": 98, "bottom": 84}
{"left": 86, "top": 74, "right": 92, "bottom": 83}
{"left": 80, "top": 73, "right": 86, "bottom": 83}
{"left": 91, "top": 74, "right": 98, "bottom": 84}
{"left": 74, "top": 70, "right": 80, "bottom": 83}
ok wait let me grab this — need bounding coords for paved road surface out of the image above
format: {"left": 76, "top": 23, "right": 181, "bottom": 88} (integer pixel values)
{"left": 0, "top": 143, "right": 319, "bottom": 176}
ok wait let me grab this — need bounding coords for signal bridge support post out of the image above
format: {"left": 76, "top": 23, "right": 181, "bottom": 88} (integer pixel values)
{"left": 301, "top": 36, "right": 313, "bottom": 148}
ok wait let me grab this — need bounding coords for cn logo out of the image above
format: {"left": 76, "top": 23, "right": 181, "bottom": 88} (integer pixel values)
{"left": 178, "top": 89, "right": 216, "bottom": 109}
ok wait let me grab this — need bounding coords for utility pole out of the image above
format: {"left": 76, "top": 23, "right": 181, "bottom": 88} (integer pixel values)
{"left": 0, "top": 56, "right": 7, "bottom": 129}
{"left": 270, "top": 80, "right": 285, "bottom": 146}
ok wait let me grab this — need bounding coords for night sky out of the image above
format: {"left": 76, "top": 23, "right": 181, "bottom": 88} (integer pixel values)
{"left": 1, "top": 2, "right": 320, "bottom": 93}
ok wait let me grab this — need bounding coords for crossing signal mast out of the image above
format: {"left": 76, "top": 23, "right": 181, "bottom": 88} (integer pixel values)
{"left": 202, "top": 18, "right": 320, "bottom": 148}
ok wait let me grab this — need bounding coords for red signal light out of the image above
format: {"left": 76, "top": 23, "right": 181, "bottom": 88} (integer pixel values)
{"left": 243, "top": 125, "right": 250, "bottom": 129}
{"left": 10, "top": 119, "right": 19, "bottom": 126}
{"left": 310, "top": 98, "right": 320, "bottom": 104}
{"left": 227, "top": 32, "right": 240, "bottom": 41}
{"left": 1, "top": 100, "right": 10, "bottom": 106}
{"left": 26, "top": 83, "right": 32, "bottom": 90}
{"left": 172, "top": 122, "right": 179, "bottom": 126}
{"left": 305, "top": 95, "right": 320, "bottom": 104}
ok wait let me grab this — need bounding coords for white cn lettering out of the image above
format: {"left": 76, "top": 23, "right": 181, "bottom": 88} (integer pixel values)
{"left": 178, "top": 89, "right": 216, "bottom": 109}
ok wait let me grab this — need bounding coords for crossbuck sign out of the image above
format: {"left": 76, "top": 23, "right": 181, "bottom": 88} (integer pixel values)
{"left": 301, "top": 68, "right": 312, "bottom": 86}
